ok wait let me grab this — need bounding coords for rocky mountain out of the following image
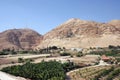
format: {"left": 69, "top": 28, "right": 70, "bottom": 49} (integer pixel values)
{"left": 0, "top": 29, "right": 43, "bottom": 50}
{"left": 37, "top": 18, "right": 120, "bottom": 49}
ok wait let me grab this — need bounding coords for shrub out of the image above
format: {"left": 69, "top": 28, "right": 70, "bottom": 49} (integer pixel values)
{"left": 18, "top": 58, "right": 24, "bottom": 63}
{"left": 76, "top": 52, "right": 83, "bottom": 57}
{"left": 60, "top": 52, "right": 70, "bottom": 56}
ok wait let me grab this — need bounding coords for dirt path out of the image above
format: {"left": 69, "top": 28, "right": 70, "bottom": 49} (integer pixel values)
{"left": 0, "top": 71, "right": 27, "bottom": 80}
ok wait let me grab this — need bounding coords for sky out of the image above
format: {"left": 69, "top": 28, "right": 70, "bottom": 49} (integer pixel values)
{"left": 0, "top": 0, "right": 120, "bottom": 34}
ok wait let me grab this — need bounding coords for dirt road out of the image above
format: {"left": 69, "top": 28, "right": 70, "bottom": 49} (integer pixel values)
{"left": 0, "top": 71, "right": 27, "bottom": 80}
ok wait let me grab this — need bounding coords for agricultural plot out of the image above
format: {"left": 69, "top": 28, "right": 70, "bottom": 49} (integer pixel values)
{"left": 68, "top": 65, "right": 120, "bottom": 80}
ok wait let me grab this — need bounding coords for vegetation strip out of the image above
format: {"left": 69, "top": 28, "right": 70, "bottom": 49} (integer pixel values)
{"left": 1, "top": 60, "right": 78, "bottom": 80}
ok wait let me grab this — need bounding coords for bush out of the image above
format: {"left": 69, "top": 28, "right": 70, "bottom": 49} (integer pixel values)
{"left": 89, "top": 50, "right": 120, "bottom": 57}
{"left": 18, "top": 58, "right": 24, "bottom": 63}
{"left": 19, "top": 51, "right": 28, "bottom": 54}
{"left": 76, "top": 52, "right": 83, "bottom": 57}
{"left": 25, "top": 59, "right": 34, "bottom": 63}
{"left": 62, "top": 62, "right": 78, "bottom": 72}
{"left": 60, "top": 52, "right": 70, "bottom": 56}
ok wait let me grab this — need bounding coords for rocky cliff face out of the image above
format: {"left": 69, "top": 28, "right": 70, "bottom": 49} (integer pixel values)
{"left": 37, "top": 18, "right": 120, "bottom": 49}
{"left": 0, "top": 29, "right": 43, "bottom": 50}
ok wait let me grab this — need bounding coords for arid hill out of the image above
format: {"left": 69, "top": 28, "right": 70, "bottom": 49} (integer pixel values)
{"left": 37, "top": 18, "right": 120, "bottom": 49}
{"left": 0, "top": 19, "right": 120, "bottom": 50}
{"left": 0, "top": 29, "right": 43, "bottom": 50}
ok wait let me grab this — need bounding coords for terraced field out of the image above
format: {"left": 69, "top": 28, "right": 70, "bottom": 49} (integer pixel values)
{"left": 67, "top": 65, "right": 120, "bottom": 80}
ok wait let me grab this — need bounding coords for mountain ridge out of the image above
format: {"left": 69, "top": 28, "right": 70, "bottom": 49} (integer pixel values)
{"left": 37, "top": 18, "right": 120, "bottom": 49}
{"left": 0, "top": 18, "right": 120, "bottom": 50}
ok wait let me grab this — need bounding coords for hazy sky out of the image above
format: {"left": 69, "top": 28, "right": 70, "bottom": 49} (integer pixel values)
{"left": 0, "top": 0, "right": 120, "bottom": 34}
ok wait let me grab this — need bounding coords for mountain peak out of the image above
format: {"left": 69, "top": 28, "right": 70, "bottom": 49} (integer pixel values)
{"left": 0, "top": 29, "right": 43, "bottom": 50}
{"left": 65, "top": 18, "right": 87, "bottom": 24}
{"left": 67, "top": 18, "right": 80, "bottom": 21}
{"left": 37, "top": 18, "right": 120, "bottom": 49}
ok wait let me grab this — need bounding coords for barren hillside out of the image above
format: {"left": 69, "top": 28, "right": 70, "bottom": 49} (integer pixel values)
{"left": 0, "top": 29, "right": 43, "bottom": 50}
{"left": 37, "top": 18, "right": 120, "bottom": 49}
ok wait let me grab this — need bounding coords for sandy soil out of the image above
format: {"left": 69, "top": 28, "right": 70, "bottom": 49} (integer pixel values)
{"left": 0, "top": 54, "right": 50, "bottom": 65}
{"left": 0, "top": 71, "right": 27, "bottom": 80}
